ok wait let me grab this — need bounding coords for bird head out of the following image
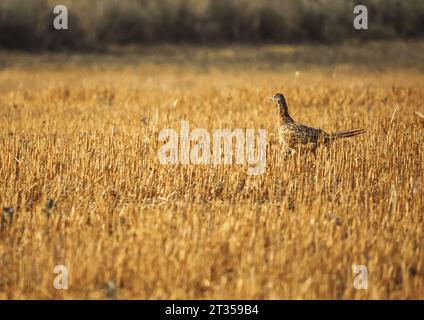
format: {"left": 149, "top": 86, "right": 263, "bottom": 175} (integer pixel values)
{"left": 269, "top": 93, "right": 286, "bottom": 105}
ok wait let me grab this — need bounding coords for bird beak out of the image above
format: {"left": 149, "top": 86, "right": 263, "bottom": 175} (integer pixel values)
{"left": 269, "top": 97, "right": 275, "bottom": 101}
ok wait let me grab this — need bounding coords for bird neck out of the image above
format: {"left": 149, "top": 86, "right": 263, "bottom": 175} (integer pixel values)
{"left": 278, "top": 101, "right": 293, "bottom": 123}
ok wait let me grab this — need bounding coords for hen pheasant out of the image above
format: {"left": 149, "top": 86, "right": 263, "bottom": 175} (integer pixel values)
{"left": 270, "top": 93, "right": 365, "bottom": 156}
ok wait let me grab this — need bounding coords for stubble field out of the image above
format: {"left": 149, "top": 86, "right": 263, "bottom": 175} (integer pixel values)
{"left": 0, "top": 42, "right": 423, "bottom": 299}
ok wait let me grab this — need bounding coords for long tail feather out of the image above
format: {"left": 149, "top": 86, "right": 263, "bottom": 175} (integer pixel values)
{"left": 327, "top": 128, "right": 365, "bottom": 141}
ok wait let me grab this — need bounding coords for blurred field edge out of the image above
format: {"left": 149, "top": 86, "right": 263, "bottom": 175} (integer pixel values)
{"left": 0, "top": 0, "right": 424, "bottom": 52}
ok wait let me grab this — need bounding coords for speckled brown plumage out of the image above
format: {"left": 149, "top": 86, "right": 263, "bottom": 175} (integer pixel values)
{"left": 270, "top": 93, "right": 365, "bottom": 155}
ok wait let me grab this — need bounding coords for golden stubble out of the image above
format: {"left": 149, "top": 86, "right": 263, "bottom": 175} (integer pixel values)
{"left": 0, "top": 46, "right": 423, "bottom": 299}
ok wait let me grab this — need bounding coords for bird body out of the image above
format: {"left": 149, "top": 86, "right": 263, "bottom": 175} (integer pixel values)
{"left": 271, "top": 93, "right": 365, "bottom": 155}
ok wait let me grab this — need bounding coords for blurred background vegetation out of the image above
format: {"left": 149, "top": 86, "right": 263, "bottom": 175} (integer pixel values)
{"left": 0, "top": 0, "right": 424, "bottom": 51}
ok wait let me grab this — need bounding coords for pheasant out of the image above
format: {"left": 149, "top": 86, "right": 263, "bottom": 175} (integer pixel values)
{"left": 270, "top": 93, "right": 365, "bottom": 156}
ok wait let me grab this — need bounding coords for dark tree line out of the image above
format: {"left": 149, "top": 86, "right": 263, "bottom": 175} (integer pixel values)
{"left": 0, "top": 0, "right": 423, "bottom": 51}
